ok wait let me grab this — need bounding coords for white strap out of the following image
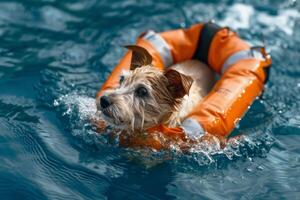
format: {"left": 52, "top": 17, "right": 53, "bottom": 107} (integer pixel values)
{"left": 143, "top": 30, "right": 174, "bottom": 67}
{"left": 181, "top": 118, "right": 204, "bottom": 140}
{"left": 221, "top": 48, "right": 265, "bottom": 74}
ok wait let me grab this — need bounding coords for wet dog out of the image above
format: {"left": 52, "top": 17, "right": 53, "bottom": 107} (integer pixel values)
{"left": 96, "top": 45, "right": 215, "bottom": 135}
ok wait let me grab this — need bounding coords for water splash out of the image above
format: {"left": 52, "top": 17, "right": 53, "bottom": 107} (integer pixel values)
{"left": 54, "top": 93, "right": 275, "bottom": 168}
{"left": 53, "top": 93, "right": 107, "bottom": 145}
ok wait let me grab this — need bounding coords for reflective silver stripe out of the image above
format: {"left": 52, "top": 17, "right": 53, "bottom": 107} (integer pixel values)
{"left": 221, "top": 49, "right": 265, "bottom": 74}
{"left": 181, "top": 118, "right": 205, "bottom": 140}
{"left": 143, "top": 30, "right": 173, "bottom": 67}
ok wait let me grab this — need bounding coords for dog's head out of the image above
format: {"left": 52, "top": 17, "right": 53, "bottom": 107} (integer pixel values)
{"left": 97, "top": 45, "right": 193, "bottom": 131}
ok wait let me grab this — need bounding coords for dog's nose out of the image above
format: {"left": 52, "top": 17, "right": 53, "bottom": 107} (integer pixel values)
{"left": 100, "top": 95, "right": 112, "bottom": 109}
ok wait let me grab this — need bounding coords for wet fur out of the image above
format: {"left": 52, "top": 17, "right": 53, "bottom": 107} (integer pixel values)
{"left": 97, "top": 60, "right": 214, "bottom": 132}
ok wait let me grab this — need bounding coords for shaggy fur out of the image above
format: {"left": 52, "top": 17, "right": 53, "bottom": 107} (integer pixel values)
{"left": 96, "top": 46, "right": 215, "bottom": 134}
{"left": 98, "top": 66, "right": 179, "bottom": 131}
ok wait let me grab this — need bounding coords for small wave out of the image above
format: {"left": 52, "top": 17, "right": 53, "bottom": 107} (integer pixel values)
{"left": 54, "top": 94, "right": 97, "bottom": 120}
{"left": 129, "top": 133, "right": 274, "bottom": 169}
{"left": 218, "top": 3, "right": 300, "bottom": 35}
{"left": 54, "top": 93, "right": 108, "bottom": 146}
{"left": 218, "top": 3, "right": 254, "bottom": 30}
{"left": 54, "top": 93, "right": 274, "bottom": 168}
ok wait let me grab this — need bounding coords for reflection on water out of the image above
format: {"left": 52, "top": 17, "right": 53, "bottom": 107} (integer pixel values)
{"left": 0, "top": 0, "right": 299, "bottom": 199}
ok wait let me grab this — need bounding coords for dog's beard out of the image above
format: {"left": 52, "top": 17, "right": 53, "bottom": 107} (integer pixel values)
{"left": 98, "top": 106, "right": 127, "bottom": 130}
{"left": 130, "top": 97, "right": 168, "bottom": 130}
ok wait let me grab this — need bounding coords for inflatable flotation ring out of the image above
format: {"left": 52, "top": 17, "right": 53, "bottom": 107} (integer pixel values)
{"left": 96, "top": 22, "right": 271, "bottom": 149}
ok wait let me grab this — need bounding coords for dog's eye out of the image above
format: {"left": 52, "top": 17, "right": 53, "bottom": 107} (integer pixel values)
{"left": 135, "top": 86, "right": 148, "bottom": 97}
{"left": 119, "top": 75, "right": 125, "bottom": 84}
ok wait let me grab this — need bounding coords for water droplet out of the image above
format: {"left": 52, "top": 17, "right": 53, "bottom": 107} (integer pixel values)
{"left": 53, "top": 99, "right": 59, "bottom": 106}
{"left": 180, "top": 22, "right": 186, "bottom": 27}
{"left": 234, "top": 118, "right": 241, "bottom": 128}
{"left": 257, "top": 165, "right": 264, "bottom": 170}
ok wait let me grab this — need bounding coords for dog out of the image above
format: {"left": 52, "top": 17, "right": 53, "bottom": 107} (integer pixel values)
{"left": 96, "top": 45, "right": 217, "bottom": 149}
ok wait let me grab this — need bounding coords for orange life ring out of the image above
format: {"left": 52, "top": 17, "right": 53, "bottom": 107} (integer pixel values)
{"left": 96, "top": 22, "right": 271, "bottom": 148}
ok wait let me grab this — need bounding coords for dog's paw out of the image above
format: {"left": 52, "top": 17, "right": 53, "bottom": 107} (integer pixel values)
{"left": 90, "top": 117, "right": 107, "bottom": 133}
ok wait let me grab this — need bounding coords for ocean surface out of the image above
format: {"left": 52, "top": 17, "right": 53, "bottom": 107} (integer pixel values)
{"left": 0, "top": 0, "right": 299, "bottom": 199}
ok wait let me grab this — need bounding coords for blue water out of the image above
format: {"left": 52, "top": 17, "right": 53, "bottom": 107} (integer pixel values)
{"left": 0, "top": 0, "right": 299, "bottom": 199}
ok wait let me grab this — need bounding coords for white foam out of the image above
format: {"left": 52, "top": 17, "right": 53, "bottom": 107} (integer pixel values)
{"left": 218, "top": 3, "right": 300, "bottom": 35}
{"left": 55, "top": 94, "right": 97, "bottom": 120}
{"left": 54, "top": 93, "right": 274, "bottom": 167}
{"left": 218, "top": 3, "right": 254, "bottom": 30}
{"left": 54, "top": 93, "right": 104, "bottom": 145}
{"left": 257, "top": 9, "right": 300, "bottom": 35}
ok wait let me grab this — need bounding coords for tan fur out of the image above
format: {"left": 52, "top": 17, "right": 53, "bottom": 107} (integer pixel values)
{"left": 97, "top": 60, "right": 214, "bottom": 133}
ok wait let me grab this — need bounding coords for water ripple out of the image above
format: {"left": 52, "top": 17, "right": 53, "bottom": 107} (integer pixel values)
{"left": 0, "top": 0, "right": 299, "bottom": 199}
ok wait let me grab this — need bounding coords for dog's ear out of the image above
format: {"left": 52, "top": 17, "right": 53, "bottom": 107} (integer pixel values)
{"left": 125, "top": 45, "right": 152, "bottom": 70}
{"left": 164, "top": 69, "right": 193, "bottom": 99}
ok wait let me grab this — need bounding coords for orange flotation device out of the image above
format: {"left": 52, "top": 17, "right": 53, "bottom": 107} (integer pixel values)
{"left": 96, "top": 22, "right": 271, "bottom": 147}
